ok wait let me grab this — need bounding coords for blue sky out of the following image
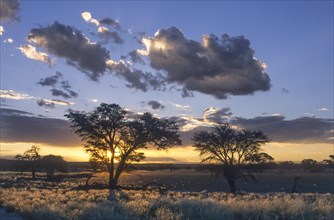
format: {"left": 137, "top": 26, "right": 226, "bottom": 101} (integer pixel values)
{"left": 1, "top": 1, "right": 333, "bottom": 162}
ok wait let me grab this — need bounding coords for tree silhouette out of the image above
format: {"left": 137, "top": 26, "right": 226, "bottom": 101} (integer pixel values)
{"left": 40, "top": 155, "right": 67, "bottom": 179}
{"left": 323, "top": 155, "right": 334, "bottom": 168}
{"left": 301, "top": 159, "right": 321, "bottom": 172}
{"left": 192, "top": 123, "right": 270, "bottom": 193}
{"left": 14, "top": 145, "right": 41, "bottom": 179}
{"left": 65, "top": 103, "right": 181, "bottom": 190}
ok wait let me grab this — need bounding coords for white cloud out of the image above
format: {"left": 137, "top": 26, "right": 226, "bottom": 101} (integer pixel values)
{"left": 318, "top": 108, "right": 330, "bottom": 112}
{"left": 169, "top": 101, "right": 191, "bottom": 112}
{"left": 0, "top": 89, "right": 74, "bottom": 107}
{"left": 98, "top": 26, "right": 109, "bottom": 33}
{"left": 42, "top": 99, "right": 74, "bottom": 106}
{"left": 18, "top": 44, "right": 54, "bottom": 65}
{"left": 0, "top": 90, "right": 33, "bottom": 100}
{"left": 0, "top": 26, "right": 4, "bottom": 35}
{"left": 3, "top": 38, "right": 13, "bottom": 43}
{"left": 81, "top": 11, "right": 99, "bottom": 26}
{"left": 81, "top": 12, "right": 92, "bottom": 22}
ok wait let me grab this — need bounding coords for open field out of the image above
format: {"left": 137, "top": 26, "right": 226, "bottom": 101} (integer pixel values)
{"left": 0, "top": 171, "right": 333, "bottom": 219}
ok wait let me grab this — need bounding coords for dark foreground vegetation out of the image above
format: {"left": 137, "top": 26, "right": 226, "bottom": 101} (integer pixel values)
{"left": 0, "top": 171, "right": 333, "bottom": 220}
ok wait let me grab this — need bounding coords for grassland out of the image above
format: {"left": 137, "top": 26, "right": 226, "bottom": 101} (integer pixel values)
{"left": 0, "top": 171, "right": 333, "bottom": 219}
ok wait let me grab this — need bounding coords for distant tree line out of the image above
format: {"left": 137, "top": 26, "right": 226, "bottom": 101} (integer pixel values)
{"left": 14, "top": 145, "right": 67, "bottom": 180}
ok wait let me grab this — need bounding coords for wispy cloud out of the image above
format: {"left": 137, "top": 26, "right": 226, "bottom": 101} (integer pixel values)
{"left": 318, "top": 108, "right": 330, "bottom": 112}
{"left": 0, "top": 26, "right": 3, "bottom": 35}
{"left": 0, "top": 90, "right": 33, "bottom": 100}
{"left": 169, "top": 101, "right": 192, "bottom": 112}
{"left": 18, "top": 44, "right": 54, "bottom": 65}
{"left": 0, "top": 89, "right": 74, "bottom": 108}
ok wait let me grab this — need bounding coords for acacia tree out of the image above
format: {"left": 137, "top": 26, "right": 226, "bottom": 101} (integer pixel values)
{"left": 192, "top": 123, "right": 270, "bottom": 193}
{"left": 65, "top": 103, "right": 181, "bottom": 189}
{"left": 41, "top": 155, "right": 67, "bottom": 179}
{"left": 14, "top": 145, "right": 41, "bottom": 179}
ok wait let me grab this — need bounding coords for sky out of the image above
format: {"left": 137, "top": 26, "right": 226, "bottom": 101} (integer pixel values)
{"left": 0, "top": 0, "right": 333, "bottom": 163}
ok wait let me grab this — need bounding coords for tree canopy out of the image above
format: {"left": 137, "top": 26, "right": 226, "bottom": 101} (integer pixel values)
{"left": 192, "top": 123, "right": 270, "bottom": 193}
{"left": 65, "top": 103, "right": 182, "bottom": 189}
{"left": 14, "top": 145, "right": 41, "bottom": 179}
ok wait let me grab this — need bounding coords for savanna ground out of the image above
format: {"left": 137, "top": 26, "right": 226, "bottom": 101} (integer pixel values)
{"left": 0, "top": 170, "right": 333, "bottom": 219}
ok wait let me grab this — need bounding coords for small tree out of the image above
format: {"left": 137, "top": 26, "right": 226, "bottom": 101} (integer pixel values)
{"left": 301, "top": 159, "right": 322, "bottom": 172}
{"left": 323, "top": 155, "right": 334, "bottom": 169}
{"left": 192, "top": 123, "right": 270, "bottom": 193}
{"left": 65, "top": 103, "right": 181, "bottom": 190}
{"left": 246, "top": 152, "right": 275, "bottom": 172}
{"left": 41, "top": 155, "right": 67, "bottom": 179}
{"left": 14, "top": 145, "right": 41, "bottom": 179}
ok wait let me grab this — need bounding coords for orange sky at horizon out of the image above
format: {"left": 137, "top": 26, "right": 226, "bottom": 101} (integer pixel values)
{"left": 0, "top": 141, "right": 332, "bottom": 163}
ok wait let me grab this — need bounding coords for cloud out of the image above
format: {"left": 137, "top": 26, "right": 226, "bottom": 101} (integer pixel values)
{"left": 36, "top": 98, "right": 74, "bottom": 107}
{"left": 147, "top": 100, "right": 165, "bottom": 110}
{"left": 97, "top": 26, "right": 123, "bottom": 44}
{"left": 0, "top": 108, "right": 82, "bottom": 147}
{"left": 169, "top": 102, "right": 191, "bottom": 112}
{"left": 37, "top": 71, "right": 63, "bottom": 87}
{"left": 18, "top": 44, "right": 54, "bottom": 65}
{"left": 140, "top": 27, "right": 271, "bottom": 99}
{"left": 203, "top": 107, "right": 232, "bottom": 123}
{"left": 0, "top": 26, "right": 3, "bottom": 35}
{"left": 0, "top": 89, "right": 33, "bottom": 100}
{"left": 106, "top": 60, "right": 165, "bottom": 92}
{"left": 27, "top": 22, "right": 110, "bottom": 81}
{"left": 81, "top": 12, "right": 123, "bottom": 44}
{"left": 232, "top": 115, "right": 333, "bottom": 144}
{"left": 282, "top": 88, "right": 289, "bottom": 93}
{"left": 37, "top": 72, "right": 78, "bottom": 99}
{"left": 81, "top": 11, "right": 99, "bottom": 26}
{"left": 36, "top": 99, "right": 55, "bottom": 108}
{"left": 128, "top": 50, "right": 145, "bottom": 64}
{"left": 3, "top": 38, "right": 14, "bottom": 43}
{"left": 99, "top": 17, "right": 121, "bottom": 30}
{"left": 0, "top": 0, "right": 20, "bottom": 22}
{"left": 318, "top": 108, "right": 330, "bottom": 112}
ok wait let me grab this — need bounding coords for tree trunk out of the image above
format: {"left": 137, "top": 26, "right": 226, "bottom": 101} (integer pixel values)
{"left": 32, "top": 169, "right": 36, "bottom": 180}
{"left": 223, "top": 165, "right": 237, "bottom": 193}
{"left": 108, "top": 174, "right": 118, "bottom": 190}
{"left": 225, "top": 175, "right": 236, "bottom": 193}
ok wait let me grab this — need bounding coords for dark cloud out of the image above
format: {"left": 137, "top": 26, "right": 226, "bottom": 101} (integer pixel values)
{"left": 50, "top": 89, "right": 72, "bottom": 99}
{"left": 232, "top": 116, "right": 333, "bottom": 144}
{"left": 0, "top": 0, "right": 20, "bottom": 21}
{"left": 97, "top": 28, "right": 123, "bottom": 44}
{"left": 37, "top": 72, "right": 78, "bottom": 99}
{"left": 28, "top": 22, "right": 110, "bottom": 81}
{"left": 0, "top": 108, "right": 82, "bottom": 147}
{"left": 282, "top": 88, "right": 289, "bottom": 93}
{"left": 203, "top": 107, "right": 232, "bottom": 123}
{"left": 107, "top": 61, "right": 165, "bottom": 92}
{"left": 36, "top": 99, "right": 55, "bottom": 108}
{"left": 99, "top": 18, "right": 121, "bottom": 30}
{"left": 147, "top": 100, "right": 165, "bottom": 110}
{"left": 37, "top": 71, "right": 63, "bottom": 87}
{"left": 109, "top": 61, "right": 149, "bottom": 91}
{"left": 144, "top": 27, "right": 271, "bottom": 99}
{"left": 128, "top": 50, "right": 145, "bottom": 64}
